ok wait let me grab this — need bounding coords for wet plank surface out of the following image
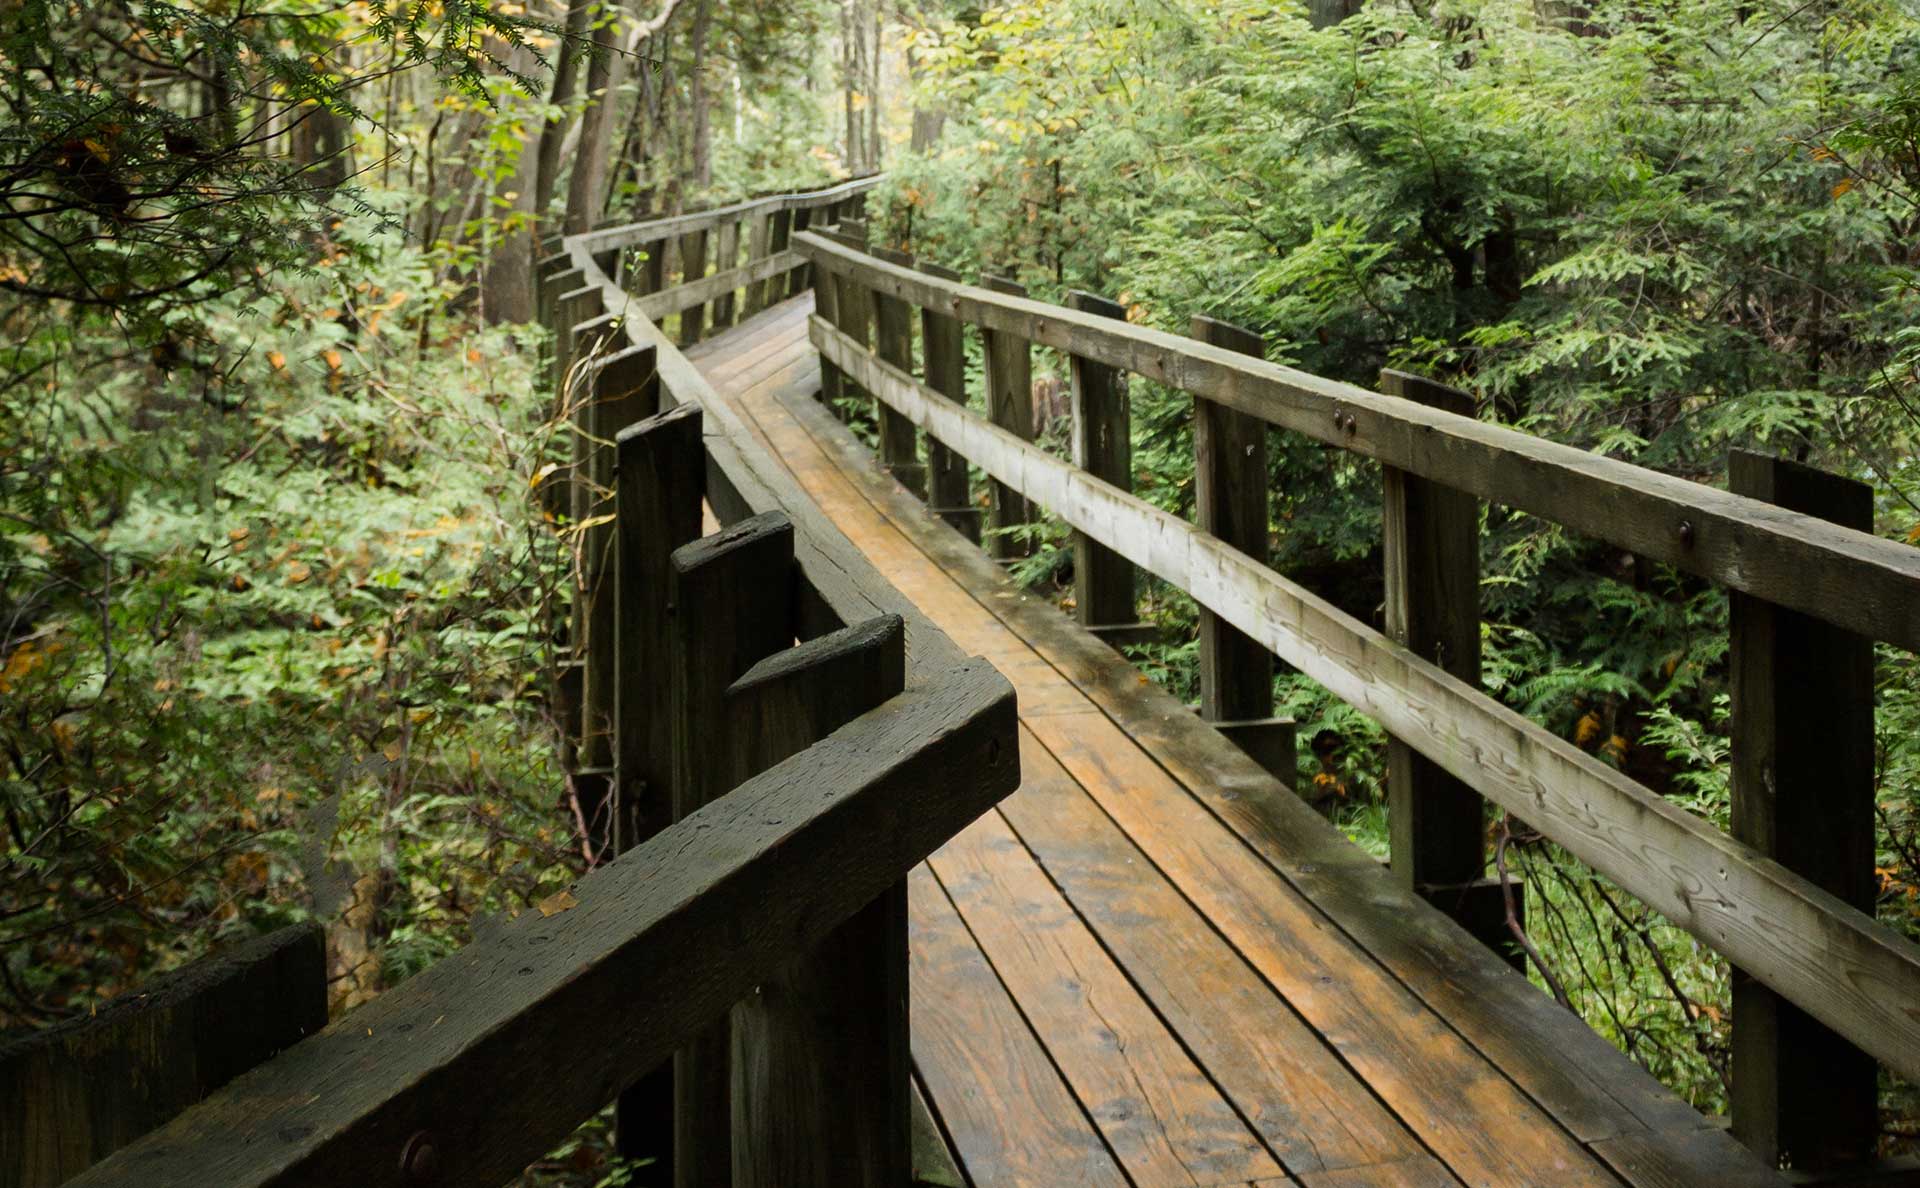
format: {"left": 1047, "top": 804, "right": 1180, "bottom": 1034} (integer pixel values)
{"left": 686, "top": 298, "right": 1787, "bottom": 1188}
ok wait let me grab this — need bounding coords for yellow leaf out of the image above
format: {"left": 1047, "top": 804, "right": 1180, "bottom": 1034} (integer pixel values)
{"left": 229, "top": 525, "right": 250, "bottom": 543}
{"left": 324, "top": 349, "right": 343, "bottom": 371}
{"left": 267, "top": 350, "right": 287, "bottom": 371}
{"left": 537, "top": 889, "right": 579, "bottom": 918}
{"left": 1832, "top": 177, "right": 1855, "bottom": 198}
{"left": 563, "top": 512, "right": 616, "bottom": 537}
{"left": 529, "top": 462, "right": 561, "bottom": 489}
{"left": 285, "top": 560, "right": 312, "bottom": 584}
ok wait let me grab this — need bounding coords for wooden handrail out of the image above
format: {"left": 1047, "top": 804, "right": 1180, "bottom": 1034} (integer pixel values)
{"left": 795, "top": 230, "right": 1920, "bottom": 655}
{"left": 571, "top": 176, "right": 883, "bottom": 254}
{"left": 64, "top": 662, "right": 1016, "bottom": 1188}
{"left": 802, "top": 269, "right": 1920, "bottom": 1088}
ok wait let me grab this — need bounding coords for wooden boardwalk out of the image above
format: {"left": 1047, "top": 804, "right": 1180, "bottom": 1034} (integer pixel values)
{"left": 686, "top": 297, "right": 1787, "bottom": 1188}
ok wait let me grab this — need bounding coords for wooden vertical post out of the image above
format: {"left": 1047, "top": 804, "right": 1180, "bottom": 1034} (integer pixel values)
{"left": 638, "top": 236, "right": 669, "bottom": 297}
{"left": 1190, "top": 316, "right": 1271, "bottom": 720}
{"left": 0, "top": 925, "right": 325, "bottom": 1188}
{"left": 730, "top": 616, "right": 910, "bottom": 1188}
{"left": 917, "top": 262, "right": 979, "bottom": 544}
{"left": 813, "top": 249, "right": 845, "bottom": 406}
{"left": 678, "top": 226, "right": 710, "bottom": 345}
{"left": 712, "top": 219, "right": 740, "bottom": 329}
{"left": 1066, "top": 291, "right": 1144, "bottom": 641}
{"left": 982, "top": 275, "right": 1035, "bottom": 561}
{"left": 575, "top": 339, "right": 655, "bottom": 856}
{"left": 786, "top": 208, "right": 811, "bottom": 300}
{"left": 871, "top": 246, "right": 925, "bottom": 499}
{"left": 830, "top": 220, "right": 873, "bottom": 422}
{"left": 667, "top": 511, "right": 798, "bottom": 1188}
{"left": 609, "top": 401, "right": 705, "bottom": 1181}
{"left": 744, "top": 213, "right": 771, "bottom": 315}
{"left": 1729, "top": 450, "right": 1878, "bottom": 1174}
{"left": 1380, "top": 370, "right": 1509, "bottom": 955}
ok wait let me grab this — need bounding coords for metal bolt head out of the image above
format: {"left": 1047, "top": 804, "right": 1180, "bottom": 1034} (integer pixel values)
{"left": 401, "top": 1131, "right": 441, "bottom": 1183}
{"left": 1677, "top": 520, "right": 1695, "bottom": 548}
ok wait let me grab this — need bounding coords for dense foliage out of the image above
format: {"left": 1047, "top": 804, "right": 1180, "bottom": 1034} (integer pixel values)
{"left": 880, "top": 0, "right": 1920, "bottom": 1129}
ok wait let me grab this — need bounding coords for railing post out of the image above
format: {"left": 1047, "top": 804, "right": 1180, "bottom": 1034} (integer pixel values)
{"left": 711, "top": 219, "right": 740, "bottom": 330}
{"left": 744, "top": 212, "right": 772, "bottom": 316}
{"left": 982, "top": 275, "right": 1035, "bottom": 561}
{"left": 1728, "top": 450, "right": 1878, "bottom": 1173}
{"left": 637, "top": 235, "right": 670, "bottom": 297}
{"left": 667, "top": 512, "right": 798, "bottom": 1188}
{"left": 871, "top": 246, "right": 926, "bottom": 499}
{"left": 678, "top": 226, "right": 710, "bottom": 346}
{"left": 729, "top": 616, "right": 910, "bottom": 1188}
{"left": 1188, "top": 317, "right": 1294, "bottom": 785}
{"left": 610, "top": 400, "right": 705, "bottom": 1180}
{"left": 1067, "top": 291, "right": 1146, "bottom": 645}
{"left": 786, "top": 208, "right": 812, "bottom": 300}
{"left": 829, "top": 220, "right": 874, "bottom": 422}
{"left": 1379, "top": 370, "right": 1509, "bottom": 957}
{"left": 917, "top": 262, "right": 979, "bottom": 544}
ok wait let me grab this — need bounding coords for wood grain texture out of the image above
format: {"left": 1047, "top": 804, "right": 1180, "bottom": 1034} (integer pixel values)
{"left": 66, "top": 663, "right": 1016, "bottom": 1188}
{"left": 1067, "top": 291, "right": 1136, "bottom": 629}
{"left": 572, "top": 177, "right": 882, "bottom": 254}
{"left": 982, "top": 275, "right": 1035, "bottom": 561}
{"left": 872, "top": 247, "right": 926, "bottom": 499}
{"left": 1728, "top": 451, "right": 1879, "bottom": 1171}
{"left": 811, "top": 314, "right": 1920, "bottom": 1086}
{"left": 795, "top": 231, "right": 1920, "bottom": 654}
{"left": 1379, "top": 369, "right": 1486, "bottom": 895}
{"left": 0, "top": 925, "right": 325, "bottom": 1188}
{"left": 1190, "top": 316, "right": 1272, "bottom": 723}
{"left": 666, "top": 510, "right": 797, "bottom": 1188}
{"left": 931, "top": 810, "right": 1285, "bottom": 1186}
{"left": 918, "top": 262, "right": 977, "bottom": 542}
{"left": 676, "top": 227, "right": 710, "bottom": 345}
{"left": 631, "top": 250, "right": 805, "bottom": 324}
{"left": 754, "top": 343, "right": 1782, "bottom": 1185}
{"left": 711, "top": 219, "right": 740, "bottom": 328}
{"left": 907, "top": 867, "right": 1132, "bottom": 1188}
{"left": 727, "top": 616, "right": 910, "bottom": 1188}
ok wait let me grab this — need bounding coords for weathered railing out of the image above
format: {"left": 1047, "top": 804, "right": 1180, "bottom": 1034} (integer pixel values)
{"left": 27, "top": 183, "right": 1016, "bottom": 1188}
{"left": 796, "top": 225, "right": 1920, "bottom": 1176}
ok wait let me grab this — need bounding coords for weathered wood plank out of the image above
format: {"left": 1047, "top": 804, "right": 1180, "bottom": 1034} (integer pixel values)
{"left": 760, "top": 368, "right": 1780, "bottom": 1183}
{"left": 66, "top": 663, "right": 1016, "bottom": 1188}
{"left": 610, "top": 400, "right": 704, "bottom": 1175}
{"left": 711, "top": 219, "right": 741, "bottom": 329}
{"left": 630, "top": 251, "right": 806, "bottom": 324}
{"left": 872, "top": 247, "right": 926, "bottom": 499}
{"left": 917, "top": 262, "right": 978, "bottom": 543}
{"left": 0, "top": 926, "right": 325, "bottom": 1188}
{"left": 572, "top": 177, "right": 882, "bottom": 254}
{"left": 1191, "top": 316, "right": 1272, "bottom": 722}
{"left": 1067, "top": 291, "right": 1137, "bottom": 631}
{"left": 906, "top": 868, "right": 1132, "bottom": 1188}
{"left": 810, "top": 313, "right": 1920, "bottom": 1084}
{"left": 931, "top": 810, "right": 1286, "bottom": 1185}
{"left": 667, "top": 510, "right": 798, "bottom": 1188}
{"left": 795, "top": 231, "right": 1920, "bottom": 654}
{"left": 1728, "top": 451, "right": 1879, "bottom": 1172}
{"left": 677, "top": 227, "right": 710, "bottom": 345}
{"left": 729, "top": 616, "right": 910, "bottom": 1188}
{"left": 1380, "top": 369, "right": 1493, "bottom": 939}
{"left": 982, "top": 275, "right": 1035, "bottom": 561}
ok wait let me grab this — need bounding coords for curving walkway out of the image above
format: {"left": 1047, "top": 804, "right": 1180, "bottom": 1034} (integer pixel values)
{"left": 686, "top": 297, "right": 1786, "bottom": 1188}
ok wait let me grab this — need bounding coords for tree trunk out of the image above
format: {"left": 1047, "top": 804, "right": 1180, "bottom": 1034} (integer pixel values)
{"left": 565, "top": 3, "right": 626, "bottom": 235}
{"left": 536, "top": 0, "right": 594, "bottom": 222}
{"left": 687, "top": 0, "right": 713, "bottom": 191}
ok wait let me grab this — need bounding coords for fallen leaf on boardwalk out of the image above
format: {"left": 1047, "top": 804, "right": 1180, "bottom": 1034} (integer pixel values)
{"left": 537, "top": 889, "right": 579, "bottom": 918}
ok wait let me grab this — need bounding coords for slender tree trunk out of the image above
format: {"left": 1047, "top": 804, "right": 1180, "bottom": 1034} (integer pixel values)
{"left": 687, "top": 0, "right": 713, "bottom": 191}
{"left": 536, "top": 0, "right": 593, "bottom": 221}
{"left": 566, "top": 2, "right": 626, "bottom": 235}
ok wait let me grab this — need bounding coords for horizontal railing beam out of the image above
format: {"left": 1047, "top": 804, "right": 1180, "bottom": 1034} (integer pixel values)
{"left": 632, "top": 249, "right": 804, "bottom": 323}
{"left": 811, "top": 312, "right": 1920, "bottom": 1083}
{"left": 796, "top": 231, "right": 1920, "bottom": 655}
{"left": 66, "top": 661, "right": 1017, "bottom": 1188}
{"left": 574, "top": 177, "right": 882, "bottom": 254}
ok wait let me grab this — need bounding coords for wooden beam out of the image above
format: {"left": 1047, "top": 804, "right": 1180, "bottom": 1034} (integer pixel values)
{"left": 1729, "top": 451, "right": 1879, "bottom": 1173}
{"left": 831, "top": 222, "right": 874, "bottom": 421}
{"left": 794, "top": 231, "right": 1920, "bottom": 654}
{"left": 668, "top": 511, "right": 799, "bottom": 1188}
{"left": 918, "top": 262, "right": 978, "bottom": 543}
{"left": 1380, "top": 370, "right": 1492, "bottom": 937}
{"left": 1, "top": 925, "right": 324, "bottom": 1188}
{"left": 810, "top": 314, "right": 1920, "bottom": 1080}
{"left": 611, "top": 400, "right": 705, "bottom": 1177}
{"left": 982, "top": 275, "right": 1035, "bottom": 561}
{"left": 872, "top": 247, "right": 925, "bottom": 499}
{"left": 1190, "top": 316, "right": 1271, "bottom": 722}
{"left": 65, "top": 664, "right": 1018, "bottom": 1188}
{"left": 570, "top": 177, "right": 884, "bottom": 255}
{"left": 729, "top": 617, "right": 910, "bottom": 1188}
{"left": 676, "top": 227, "right": 710, "bottom": 346}
{"left": 711, "top": 219, "right": 740, "bottom": 329}
{"left": 630, "top": 251, "right": 805, "bottom": 324}
{"left": 1068, "top": 291, "right": 1138, "bottom": 632}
